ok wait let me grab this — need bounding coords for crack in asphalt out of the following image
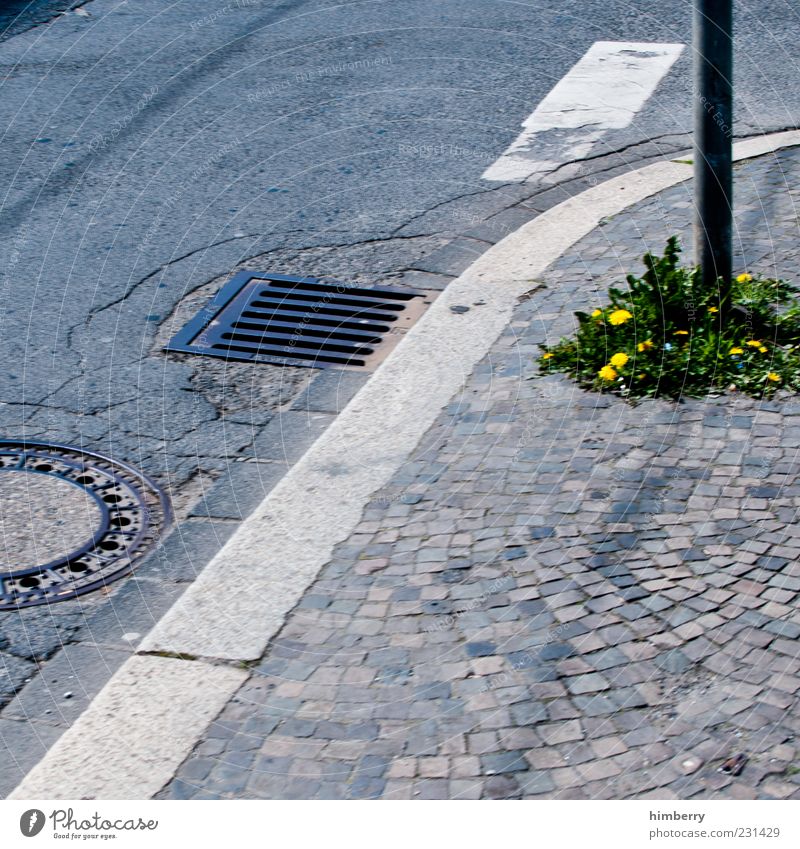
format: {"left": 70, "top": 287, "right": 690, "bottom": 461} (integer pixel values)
{"left": 17, "top": 124, "right": 798, "bottom": 515}
{"left": 27, "top": 127, "right": 747, "bottom": 435}
{"left": 540, "top": 132, "right": 691, "bottom": 180}
{"left": 390, "top": 184, "right": 511, "bottom": 235}
{"left": 29, "top": 229, "right": 453, "bottom": 492}
{"left": 77, "top": 233, "right": 262, "bottom": 327}
{"left": 378, "top": 133, "right": 694, "bottom": 241}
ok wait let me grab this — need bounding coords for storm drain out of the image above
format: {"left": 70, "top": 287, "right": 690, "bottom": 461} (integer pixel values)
{"left": 165, "top": 271, "right": 434, "bottom": 369}
{"left": 0, "top": 442, "right": 171, "bottom": 610}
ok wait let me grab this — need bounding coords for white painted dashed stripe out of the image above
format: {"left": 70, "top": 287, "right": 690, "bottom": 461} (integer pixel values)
{"left": 482, "top": 41, "right": 685, "bottom": 182}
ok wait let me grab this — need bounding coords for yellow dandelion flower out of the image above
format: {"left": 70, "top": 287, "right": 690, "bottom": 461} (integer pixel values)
{"left": 767, "top": 373, "right": 781, "bottom": 382}
{"left": 598, "top": 365, "right": 618, "bottom": 381}
{"left": 637, "top": 339, "right": 654, "bottom": 352}
{"left": 609, "top": 352, "right": 629, "bottom": 368}
{"left": 637, "top": 373, "right": 646, "bottom": 380}
{"left": 729, "top": 347, "right": 744, "bottom": 355}
{"left": 736, "top": 273, "right": 752, "bottom": 283}
{"left": 708, "top": 306, "right": 719, "bottom": 314}
{"left": 542, "top": 352, "right": 554, "bottom": 360}
{"left": 675, "top": 330, "right": 689, "bottom": 336}
{"left": 759, "top": 346, "right": 768, "bottom": 354}
{"left": 591, "top": 309, "right": 602, "bottom": 318}
{"left": 746, "top": 340, "right": 761, "bottom": 348}
{"left": 608, "top": 309, "right": 633, "bottom": 326}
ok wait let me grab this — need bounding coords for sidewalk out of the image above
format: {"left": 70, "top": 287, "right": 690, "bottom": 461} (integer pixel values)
{"left": 11, "top": 143, "right": 800, "bottom": 801}
{"left": 154, "top": 145, "right": 800, "bottom": 801}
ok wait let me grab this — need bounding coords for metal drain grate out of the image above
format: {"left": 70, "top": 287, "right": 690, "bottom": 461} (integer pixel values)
{"left": 165, "top": 272, "right": 433, "bottom": 369}
{"left": 0, "top": 442, "right": 171, "bottom": 610}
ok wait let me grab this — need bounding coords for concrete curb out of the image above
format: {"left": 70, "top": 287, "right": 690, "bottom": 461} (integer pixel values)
{"left": 10, "top": 128, "right": 800, "bottom": 800}
{"left": 8, "top": 656, "right": 246, "bottom": 799}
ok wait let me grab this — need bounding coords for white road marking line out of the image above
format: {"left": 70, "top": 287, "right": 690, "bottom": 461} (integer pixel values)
{"left": 8, "top": 656, "right": 247, "bottom": 800}
{"left": 482, "top": 41, "right": 685, "bottom": 183}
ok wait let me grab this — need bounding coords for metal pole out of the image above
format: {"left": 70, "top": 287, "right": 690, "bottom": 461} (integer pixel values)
{"left": 694, "top": 0, "right": 733, "bottom": 300}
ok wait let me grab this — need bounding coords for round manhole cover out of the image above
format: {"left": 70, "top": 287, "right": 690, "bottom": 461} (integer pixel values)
{"left": 0, "top": 442, "right": 171, "bottom": 610}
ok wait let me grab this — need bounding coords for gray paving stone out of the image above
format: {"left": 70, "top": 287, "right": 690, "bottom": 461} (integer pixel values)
{"left": 248, "top": 411, "right": 335, "bottom": 463}
{"left": 465, "top": 642, "right": 496, "bottom": 658}
{"left": 0, "top": 718, "right": 63, "bottom": 798}
{"left": 77, "top": 577, "right": 186, "bottom": 651}
{"left": 409, "top": 237, "right": 486, "bottom": 277}
{"left": 482, "top": 750, "right": 528, "bottom": 775}
{"left": 290, "top": 370, "right": 369, "bottom": 414}
{"left": 142, "top": 520, "right": 240, "bottom": 583}
{"left": 510, "top": 701, "right": 549, "bottom": 726}
{"left": 0, "top": 653, "right": 35, "bottom": 710}
{"left": 190, "top": 461, "right": 288, "bottom": 519}
{"left": 461, "top": 206, "right": 536, "bottom": 244}
{"left": 566, "top": 674, "right": 611, "bottom": 695}
{"left": 395, "top": 270, "right": 456, "bottom": 292}
{"left": 484, "top": 773, "right": 521, "bottom": 798}
{"left": 764, "top": 620, "right": 800, "bottom": 640}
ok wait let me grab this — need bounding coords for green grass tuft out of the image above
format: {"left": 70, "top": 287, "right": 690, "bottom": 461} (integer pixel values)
{"left": 538, "top": 237, "right": 800, "bottom": 401}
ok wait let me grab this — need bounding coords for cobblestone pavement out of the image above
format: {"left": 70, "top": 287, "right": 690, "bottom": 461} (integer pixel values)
{"left": 148, "top": 146, "right": 800, "bottom": 800}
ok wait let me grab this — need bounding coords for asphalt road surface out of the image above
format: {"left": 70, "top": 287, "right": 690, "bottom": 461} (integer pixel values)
{"left": 1, "top": 0, "right": 798, "bottom": 493}
{"left": 1, "top": 1, "right": 799, "bottom": 772}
